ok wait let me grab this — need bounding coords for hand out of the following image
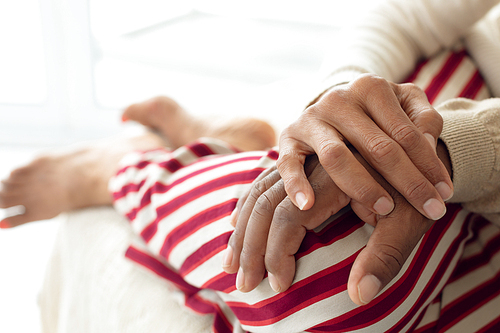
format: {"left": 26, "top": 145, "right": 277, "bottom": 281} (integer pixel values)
{"left": 277, "top": 74, "right": 453, "bottom": 221}
{"left": 346, "top": 150, "right": 434, "bottom": 305}
{"left": 222, "top": 143, "right": 452, "bottom": 305}
{"left": 222, "top": 156, "right": 352, "bottom": 292}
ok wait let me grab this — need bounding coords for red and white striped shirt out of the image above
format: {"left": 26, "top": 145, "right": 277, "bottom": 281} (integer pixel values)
{"left": 109, "top": 48, "right": 500, "bottom": 333}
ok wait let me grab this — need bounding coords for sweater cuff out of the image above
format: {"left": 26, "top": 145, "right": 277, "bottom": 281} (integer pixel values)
{"left": 439, "top": 110, "right": 495, "bottom": 203}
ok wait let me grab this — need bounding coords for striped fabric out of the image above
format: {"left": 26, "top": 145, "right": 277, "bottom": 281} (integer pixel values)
{"left": 109, "top": 48, "right": 500, "bottom": 333}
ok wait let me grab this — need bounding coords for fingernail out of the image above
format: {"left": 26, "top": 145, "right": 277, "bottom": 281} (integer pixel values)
{"left": 295, "top": 192, "right": 308, "bottom": 210}
{"left": 236, "top": 267, "right": 245, "bottom": 291}
{"left": 423, "top": 198, "right": 446, "bottom": 220}
{"left": 358, "top": 274, "right": 381, "bottom": 305}
{"left": 230, "top": 207, "right": 239, "bottom": 227}
{"left": 121, "top": 114, "right": 129, "bottom": 122}
{"left": 0, "top": 219, "right": 11, "bottom": 229}
{"left": 435, "top": 182, "right": 453, "bottom": 201}
{"left": 373, "top": 197, "right": 394, "bottom": 215}
{"left": 221, "top": 246, "right": 233, "bottom": 268}
{"left": 424, "top": 133, "right": 436, "bottom": 151}
{"left": 268, "top": 272, "right": 281, "bottom": 293}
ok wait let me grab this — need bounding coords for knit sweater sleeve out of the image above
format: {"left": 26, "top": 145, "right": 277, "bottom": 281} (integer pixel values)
{"left": 438, "top": 98, "right": 500, "bottom": 226}
{"left": 314, "top": 0, "right": 500, "bottom": 95}
{"left": 464, "top": 4, "right": 500, "bottom": 97}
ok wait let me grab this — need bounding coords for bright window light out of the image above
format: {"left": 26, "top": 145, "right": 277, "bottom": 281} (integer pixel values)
{"left": 0, "top": 1, "right": 47, "bottom": 104}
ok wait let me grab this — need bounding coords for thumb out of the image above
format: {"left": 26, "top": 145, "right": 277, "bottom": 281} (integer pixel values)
{"left": 347, "top": 202, "right": 432, "bottom": 305}
{"left": 276, "top": 145, "right": 316, "bottom": 211}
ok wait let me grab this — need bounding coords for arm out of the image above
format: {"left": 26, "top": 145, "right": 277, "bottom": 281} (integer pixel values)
{"left": 439, "top": 98, "right": 500, "bottom": 226}
{"left": 277, "top": 0, "right": 500, "bottom": 219}
{"left": 318, "top": 0, "right": 500, "bottom": 93}
{"left": 225, "top": 140, "right": 452, "bottom": 305}
{"left": 464, "top": 5, "right": 500, "bottom": 97}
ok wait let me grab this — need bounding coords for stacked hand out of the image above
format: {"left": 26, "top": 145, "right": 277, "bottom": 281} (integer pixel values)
{"left": 221, "top": 75, "right": 453, "bottom": 305}
{"left": 278, "top": 74, "right": 452, "bottom": 219}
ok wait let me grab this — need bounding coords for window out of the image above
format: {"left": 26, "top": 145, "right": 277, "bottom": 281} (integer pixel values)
{"left": 0, "top": 0, "right": 381, "bottom": 147}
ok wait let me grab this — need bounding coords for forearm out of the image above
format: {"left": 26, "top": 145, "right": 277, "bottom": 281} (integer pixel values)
{"left": 314, "top": 0, "right": 499, "bottom": 98}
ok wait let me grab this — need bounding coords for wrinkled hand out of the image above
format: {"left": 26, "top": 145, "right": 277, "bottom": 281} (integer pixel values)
{"left": 222, "top": 152, "right": 434, "bottom": 306}
{"left": 278, "top": 74, "right": 453, "bottom": 221}
{"left": 222, "top": 156, "right": 351, "bottom": 293}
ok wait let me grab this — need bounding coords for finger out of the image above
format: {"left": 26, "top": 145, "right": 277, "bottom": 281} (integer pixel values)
{"left": 347, "top": 200, "right": 433, "bottom": 305}
{"left": 328, "top": 93, "right": 447, "bottom": 220}
{"left": 264, "top": 198, "right": 306, "bottom": 293}
{"left": 299, "top": 120, "right": 394, "bottom": 216}
{"left": 237, "top": 180, "right": 288, "bottom": 292}
{"left": 392, "top": 82, "right": 453, "bottom": 200}
{"left": 350, "top": 76, "right": 453, "bottom": 202}
{"left": 346, "top": 146, "right": 435, "bottom": 305}
{"left": 391, "top": 82, "right": 443, "bottom": 142}
{"left": 349, "top": 124, "right": 446, "bottom": 220}
{"left": 350, "top": 200, "right": 377, "bottom": 226}
{"left": 265, "top": 163, "right": 351, "bottom": 293}
{"left": 230, "top": 166, "right": 277, "bottom": 228}
{"left": 223, "top": 169, "right": 281, "bottom": 274}
{"left": 277, "top": 126, "right": 316, "bottom": 211}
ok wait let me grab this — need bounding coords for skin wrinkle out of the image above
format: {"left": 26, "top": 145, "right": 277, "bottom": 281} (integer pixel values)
{"left": 419, "top": 161, "right": 443, "bottom": 182}
{"left": 391, "top": 123, "right": 422, "bottom": 151}
{"left": 365, "top": 136, "right": 398, "bottom": 165}
{"left": 371, "top": 246, "right": 404, "bottom": 281}
{"left": 403, "top": 177, "right": 430, "bottom": 202}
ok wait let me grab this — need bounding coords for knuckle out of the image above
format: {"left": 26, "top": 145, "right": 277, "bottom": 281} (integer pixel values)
{"left": 420, "top": 161, "right": 443, "bottom": 182}
{"left": 302, "top": 104, "right": 321, "bottom": 116}
{"left": 403, "top": 178, "right": 429, "bottom": 201}
{"left": 321, "top": 88, "right": 349, "bottom": 106}
{"left": 241, "top": 239, "right": 266, "bottom": 263}
{"left": 398, "top": 83, "right": 426, "bottom": 101}
{"left": 276, "top": 153, "right": 291, "bottom": 171}
{"left": 239, "top": 246, "right": 258, "bottom": 268}
{"left": 251, "top": 205, "right": 272, "bottom": 222}
{"left": 278, "top": 122, "right": 310, "bottom": 151}
{"left": 317, "top": 141, "right": 347, "bottom": 165}
{"left": 273, "top": 202, "right": 296, "bottom": 224}
{"left": 391, "top": 124, "right": 421, "bottom": 151}
{"left": 402, "top": 82, "right": 424, "bottom": 95}
{"left": 228, "top": 228, "right": 243, "bottom": 250}
{"left": 372, "top": 243, "right": 406, "bottom": 280}
{"left": 366, "top": 137, "right": 398, "bottom": 164}
{"left": 276, "top": 152, "right": 305, "bottom": 176}
{"left": 248, "top": 180, "right": 267, "bottom": 202}
{"left": 351, "top": 183, "right": 376, "bottom": 204}
{"left": 419, "top": 108, "right": 443, "bottom": 131}
{"left": 254, "top": 179, "right": 270, "bottom": 194}
{"left": 353, "top": 73, "right": 384, "bottom": 86}
{"left": 255, "top": 193, "right": 274, "bottom": 214}
{"left": 352, "top": 74, "right": 389, "bottom": 94}
{"left": 282, "top": 176, "right": 299, "bottom": 195}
